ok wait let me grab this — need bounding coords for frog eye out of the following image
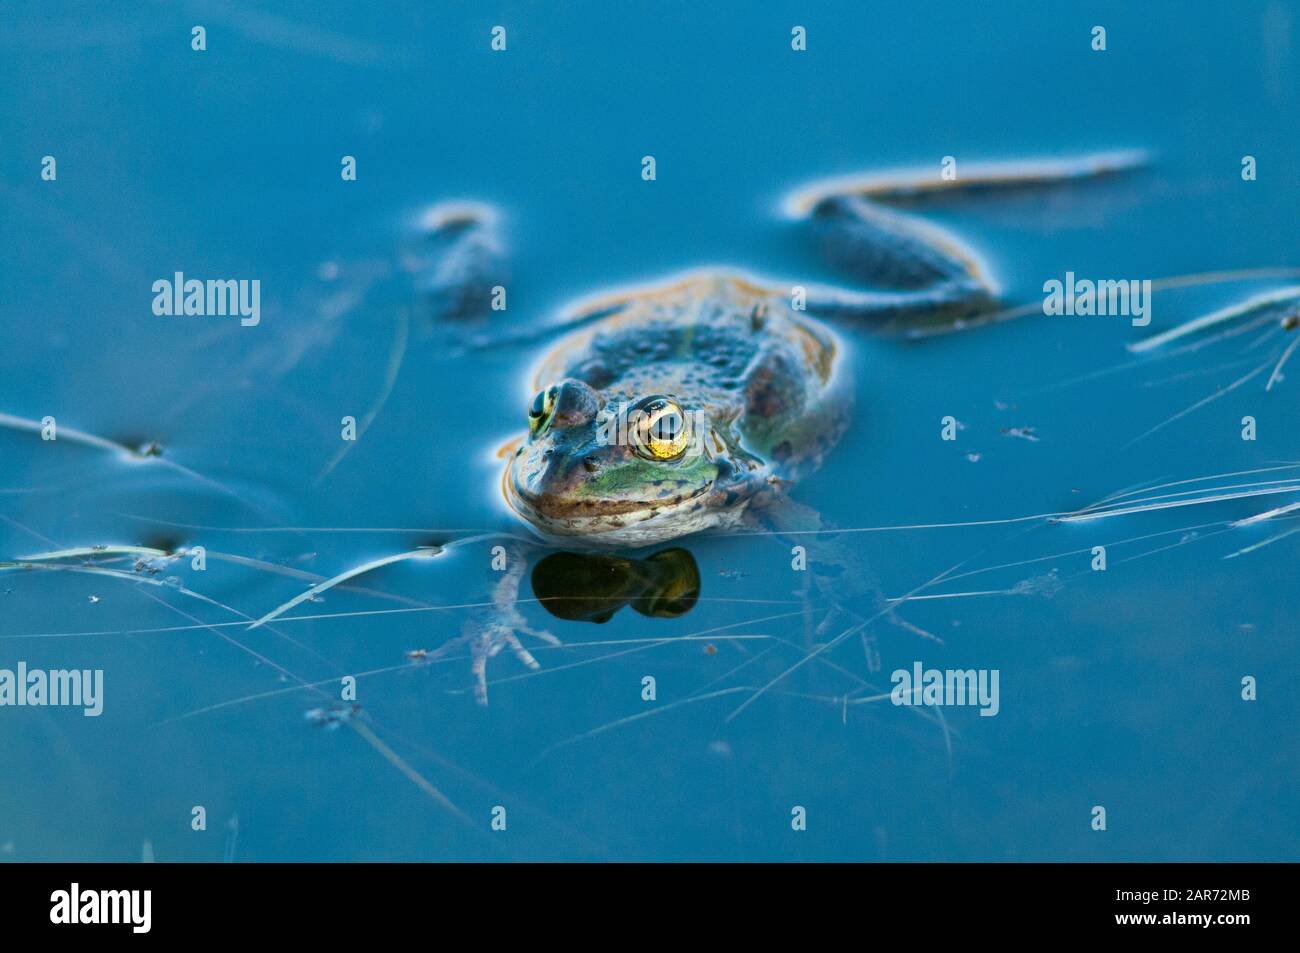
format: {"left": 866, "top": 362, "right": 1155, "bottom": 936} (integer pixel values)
{"left": 631, "top": 396, "right": 691, "bottom": 461}
{"left": 528, "top": 386, "right": 558, "bottom": 434}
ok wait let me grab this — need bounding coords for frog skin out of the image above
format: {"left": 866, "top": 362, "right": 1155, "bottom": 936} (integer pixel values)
{"left": 500, "top": 151, "right": 1148, "bottom": 548}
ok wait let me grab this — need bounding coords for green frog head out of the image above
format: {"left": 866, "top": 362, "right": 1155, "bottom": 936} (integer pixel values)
{"left": 505, "top": 379, "right": 744, "bottom": 546}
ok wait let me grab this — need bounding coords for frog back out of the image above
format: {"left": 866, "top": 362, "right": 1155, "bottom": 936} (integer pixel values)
{"left": 535, "top": 272, "right": 850, "bottom": 483}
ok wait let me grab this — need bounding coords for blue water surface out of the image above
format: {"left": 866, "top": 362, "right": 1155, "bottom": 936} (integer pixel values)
{"left": 0, "top": 1, "right": 1297, "bottom": 860}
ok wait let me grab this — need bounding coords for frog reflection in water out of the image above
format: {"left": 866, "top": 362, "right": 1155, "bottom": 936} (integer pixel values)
{"left": 428, "top": 152, "right": 1151, "bottom": 702}
{"left": 530, "top": 548, "right": 701, "bottom": 624}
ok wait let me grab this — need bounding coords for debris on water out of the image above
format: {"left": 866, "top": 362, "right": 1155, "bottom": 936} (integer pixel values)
{"left": 703, "top": 643, "right": 717, "bottom": 656}
{"left": 135, "top": 441, "right": 163, "bottom": 457}
{"left": 405, "top": 648, "right": 431, "bottom": 663}
{"left": 133, "top": 555, "right": 172, "bottom": 575}
{"left": 861, "top": 633, "right": 881, "bottom": 673}
{"left": 223, "top": 814, "right": 240, "bottom": 864}
{"left": 1239, "top": 622, "right": 1257, "bottom": 634}
{"left": 87, "top": 595, "right": 99, "bottom": 604}
{"left": 1012, "top": 570, "right": 1062, "bottom": 597}
{"left": 994, "top": 398, "right": 1018, "bottom": 411}
{"left": 707, "top": 740, "right": 732, "bottom": 758}
{"left": 305, "top": 703, "right": 361, "bottom": 730}
{"left": 965, "top": 451, "right": 982, "bottom": 463}
{"left": 1000, "top": 426, "right": 1040, "bottom": 442}
{"left": 718, "top": 568, "right": 746, "bottom": 579}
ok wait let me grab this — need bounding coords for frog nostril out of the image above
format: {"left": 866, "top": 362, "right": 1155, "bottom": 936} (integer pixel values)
{"left": 582, "top": 456, "right": 600, "bottom": 473}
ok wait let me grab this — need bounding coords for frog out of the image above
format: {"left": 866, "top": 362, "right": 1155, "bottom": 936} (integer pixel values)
{"left": 503, "top": 272, "right": 849, "bottom": 547}
{"left": 395, "top": 151, "right": 1153, "bottom": 703}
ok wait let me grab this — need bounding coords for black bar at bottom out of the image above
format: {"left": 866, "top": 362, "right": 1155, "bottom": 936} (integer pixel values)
{"left": 0, "top": 861, "right": 1283, "bottom": 939}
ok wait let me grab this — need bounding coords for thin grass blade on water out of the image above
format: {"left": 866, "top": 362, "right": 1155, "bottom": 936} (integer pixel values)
{"left": 246, "top": 547, "right": 443, "bottom": 630}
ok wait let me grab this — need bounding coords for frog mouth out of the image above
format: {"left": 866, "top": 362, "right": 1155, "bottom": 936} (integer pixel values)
{"left": 505, "top": 472, "right": 717, "bottom": 540}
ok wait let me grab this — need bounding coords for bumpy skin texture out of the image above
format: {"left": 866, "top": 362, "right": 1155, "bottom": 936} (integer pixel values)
{"left": 505, "top": 272, "right": 850, "bottom": 547}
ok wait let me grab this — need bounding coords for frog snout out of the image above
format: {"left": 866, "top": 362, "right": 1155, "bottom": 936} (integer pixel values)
{"left": 528, "top": 443, "right": 623, "bottom": 504}
{"left": 551, "top": 445, "right": 616, "bottom": 485}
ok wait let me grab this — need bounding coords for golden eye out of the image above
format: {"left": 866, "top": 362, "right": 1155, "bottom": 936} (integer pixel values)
{"left": 632, "top": 396, "right": 691, "bottom": 461}
{"left": 528, "top": 386, "right": 557, "bottom": 434}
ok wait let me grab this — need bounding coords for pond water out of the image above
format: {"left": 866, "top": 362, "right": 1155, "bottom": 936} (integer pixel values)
{"left": 1, "top": 1, "right": 1297, "bottom": 860}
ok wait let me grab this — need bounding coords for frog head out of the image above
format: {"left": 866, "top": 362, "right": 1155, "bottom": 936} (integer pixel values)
{"left": 505, "top": 379, "right": 738, "bottom": 545}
